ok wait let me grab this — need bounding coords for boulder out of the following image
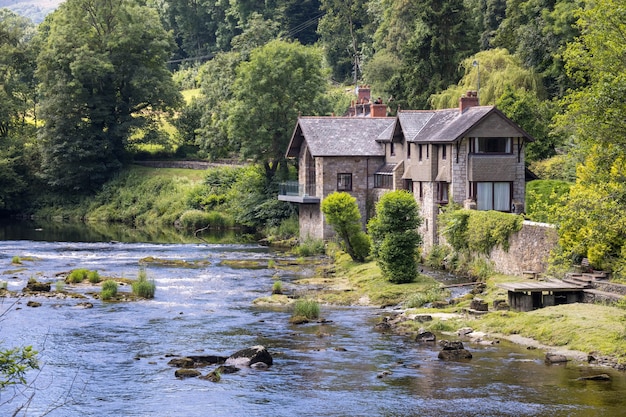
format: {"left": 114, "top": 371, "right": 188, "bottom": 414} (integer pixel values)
{"left": 415, "top": 315, "right": 433, "bottom": 323}
{"left": 175, "top": 368, "right": 201, "bottom": 379}
{"left": 545, "top": 352, "right": 569, "bottom": 364}
{"left": 26, "top": 301, "right": 42, "bottom": 308}
{"left": 457, "top": 327, "right": 474, "bottom": 336}
{"left": 469, "top": 298, "right": 488, "bottom": 312}
{"left": 438, "top": 340, "right": 472, "bottom": 361}
{"left": 438, "top": 349, "right": 473, "bottom": 361}
{"left": 24, "top": 281, "right": 51, "bottom": 292}
{"left": 225, "top": 345, "right": 273, "bottom": 368}
{"left": 415, "top": 330, "right": 436, "bottom": 343}
{"left": 168, "top": 357, "right": 195, "bottom": 368}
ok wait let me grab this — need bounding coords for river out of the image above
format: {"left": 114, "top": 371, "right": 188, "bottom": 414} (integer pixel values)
{"left": 1, "top": 220, "right": 625, "bottom": 417}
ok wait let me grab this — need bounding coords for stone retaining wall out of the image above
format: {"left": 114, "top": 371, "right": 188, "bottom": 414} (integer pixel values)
{"left": 488, "top": 221, "right": 558, "bottom": 276}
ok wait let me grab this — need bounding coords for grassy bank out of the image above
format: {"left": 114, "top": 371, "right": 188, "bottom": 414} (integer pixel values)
{"left": 293, "top": 250, "right": 446, "bottom": 307}
{"left": 397, "top": 273, "right": 626, "bottom": 365}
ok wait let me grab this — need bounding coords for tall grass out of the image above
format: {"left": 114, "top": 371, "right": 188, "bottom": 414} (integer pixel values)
{"left": 292, "top": 299, "right": 320, "bottom": 320}
{"left": 132, "top": 268, "right": 156, "bottom": 299}
{"left": 68, "top": 268, "right": 101, "bottom": 284}
{"left": 101, "top": 280, "right": 118, "bottom": 300}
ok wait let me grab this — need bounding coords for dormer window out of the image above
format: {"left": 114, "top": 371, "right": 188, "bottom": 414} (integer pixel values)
{"left": 471, "top": 137, "right": 512, "bottom": 154}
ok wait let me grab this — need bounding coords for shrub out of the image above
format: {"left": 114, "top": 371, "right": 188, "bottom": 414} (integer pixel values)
{"left": 11, "top": 256, "right": 21, "bottom": 264}
{"left": 68, "top": 268, "right": 90, "bottom": 283}
{"left": 368, "top": 191, "right": 422, "bottom": 284}
{"left": 55, "top": 280, "right": 65, "bottom": 292}
{"left": 101, "top": 280, "right": 118, "bottom": 300}
{"left": 132, "top": 269, "right": 156, "bottom": 299}
{"left": 321, "top": 192, "right": 370, "bottom": 262}
{"left": 292, "top": 299, "right": 320, "bottom": 320}
{"left": 88, "top": 270, "right": 101, "bottom": 284}
{"left": 294, "top": 237, "right": 325, "bottom": 257}
{"left": 272, "top": 280, "right": 283, "bottom": 295}
{"left": 423, "top": 244, "right": 451, "bottom": 269}
{"left": 0, "top": 281, "right": 7, "bottom": 290}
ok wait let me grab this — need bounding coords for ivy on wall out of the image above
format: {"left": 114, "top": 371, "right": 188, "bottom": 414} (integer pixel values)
{"left": 440, "top": 207, "right": 523, "bottom": 254}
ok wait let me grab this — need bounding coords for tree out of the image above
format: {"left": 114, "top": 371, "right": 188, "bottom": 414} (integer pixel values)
{"left": 37, "top": 0, "right": 182, "bottom": 192}
{"left": 368, "top": 191, "right": 422, "bottom": 283}
{"left": 553, "top": 0, "right": 626, "bottom": 277}
{"left": 387, "top": 0, "right": 478, "bottom": 109}
{"left": 429, "top": 48, "right": 543, "bottom": 108}
{"left": 321, "top": 192, "right": 370, "bottom": 262}
{"left": 0, "top": 9, "right": 38, "bottom": 138}
{"left": 227, "top": 39, "right": 329, "bottom": 183}
{"left": 317, "top": 0, "right": 371, "bottom": 82}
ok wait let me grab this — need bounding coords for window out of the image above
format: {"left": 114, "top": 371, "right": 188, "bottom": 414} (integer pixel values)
{"left": 474, "top": 182, "right": 511, "bottom": 211}
{"left": 337, "top": 173, "right": 352, "bottom": 191}
{"left": 442, "top": 144, "right": 447, "bottom": 160}
{"left": 426, "top": 144, "right": 429, "bottom": 159}
{"left": 436, "top": 182, "right": 448, "bottom": 204}
{"left": 374, "top": 174, "right": 393, "bottom": 189}
{"left": 407, "top": 143, "right": 411, "bottom": 159}
{"left": 472, "top": 137, "right": 512, "bottom": 154}
{"left": 390, "top": 142, "right": 395, "bottom": 156}
{"left": 418, "top": 181, "right": 423, "bottom": 200}
{"left": 418, "top": 144, "right": 423, "bottom": 161}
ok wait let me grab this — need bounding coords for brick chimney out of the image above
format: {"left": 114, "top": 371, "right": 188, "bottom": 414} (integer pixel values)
{"left": 371, "top": 96, "right": 386, "bottom": 117}
{"left": 459, "top": 91, "right": 479, "bottom": 113}
{"left": 357, "top": 85, "right": 371, "bottom": 104}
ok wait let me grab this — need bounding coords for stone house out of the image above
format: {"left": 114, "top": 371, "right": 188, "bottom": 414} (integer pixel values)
{"left": 279, "top": 89, "right": 534, "bottom": 250}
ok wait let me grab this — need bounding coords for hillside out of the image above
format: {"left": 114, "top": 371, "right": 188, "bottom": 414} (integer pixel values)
{"left": 0, "top": 0, "right": 62, "bottom": 22}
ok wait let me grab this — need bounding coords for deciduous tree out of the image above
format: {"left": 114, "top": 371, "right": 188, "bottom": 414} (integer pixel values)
{"left": 37, "top": 0, "right": 182, "bottom": 192}
{"left": 227, "top": 39, "right": 329, "bottom": 182}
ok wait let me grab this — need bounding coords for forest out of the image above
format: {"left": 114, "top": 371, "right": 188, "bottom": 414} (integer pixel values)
{"left": 1, "top": 0, "right": 626, "bottom": 277}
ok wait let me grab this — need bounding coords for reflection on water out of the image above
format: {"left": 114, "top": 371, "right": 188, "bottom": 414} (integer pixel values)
{"left": 0, "top": 223, "right": 625, "bottom": 416}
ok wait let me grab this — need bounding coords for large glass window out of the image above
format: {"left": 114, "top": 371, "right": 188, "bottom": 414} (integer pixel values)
{"left": 337, "top": 173, "right": 352, "bottom": 191}
{"left": 475, "top": 182, "right": 511, "bottom": 211}
{"left": 436, "top": 182, "right": 449, "bottom": 204}
{"left": 472, "top": 137, "right": 512, "bottom": 154}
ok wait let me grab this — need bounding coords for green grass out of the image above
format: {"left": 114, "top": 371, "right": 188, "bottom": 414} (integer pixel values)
{"left": 0, "top": 281, "right": 7, "bottom": 290}
{"left": 101, "top": 280, "right": 118, "bottom": 300}
{"left": 292, "top": 299, "right": 320, "bottom": 321}
{"left": 131, "top": 269, "right": 156, "bottom": 299}
{"left": 67, "top": 268, "right": 93, "bottom": 283}
{"left": 11, "top": 256, "right": 22, "bottom": 264}
{"left": 272, "top": 280, "right": 283, "bottom": 295}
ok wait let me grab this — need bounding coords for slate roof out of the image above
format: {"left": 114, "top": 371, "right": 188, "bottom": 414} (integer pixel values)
{"left": 286, "top": 117, "right": 395, "bottom": 157}
{"left": 378, "top": 106, "right": 534, "bottom": 143}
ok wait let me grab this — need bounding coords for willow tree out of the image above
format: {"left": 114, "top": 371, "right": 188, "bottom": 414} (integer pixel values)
{"left": 37, "top": 0, "right": 182, "bottom": 192}
{"left": 429, "top": 48, "right": 543, "bottom": 108}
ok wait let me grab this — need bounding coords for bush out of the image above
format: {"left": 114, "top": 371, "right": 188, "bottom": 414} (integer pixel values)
{"left": 321, "top": 192, "right": 370, "bottom": 262}
{"left": 272, "top": 280, "right": 283, "bottom": 295}
{"left": 68, "top": 268, "right": 90, "bottom": 283}
{"left": 292, "top": 299, "right": 320, "bottom": 320}
{"left": 294, "top": 237, "right": 325, "bottom": 257}
{"left": 423, "top": 244, "right": 452, "bottom": 269}
{"left": 88, "top": 270, "right": 101, "bottom": 284}
{"left": 11, "top": 256, "right": 21, "bottom": 264}
{"left": 368, "top": 191, "right": 422, "bottom": 283}
{"left": 132, "top": 269, "right": 156, "bottom": 299}
{"left": 101, "top": 280, "right": 118, "bottom": 300}
{"left": 0, "top": 281, "right": 7, "bottom": 290}
{"left": 55, "top": 280, "right": 65, "bottom": 292}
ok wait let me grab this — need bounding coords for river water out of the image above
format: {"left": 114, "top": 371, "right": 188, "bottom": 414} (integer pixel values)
{"left": 1, "top": 221, "right": 625, "bottom": 417}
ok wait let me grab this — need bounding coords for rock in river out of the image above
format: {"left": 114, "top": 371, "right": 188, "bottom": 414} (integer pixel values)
{"left": 225, "top": 345, "right": 273, "bottom": 368}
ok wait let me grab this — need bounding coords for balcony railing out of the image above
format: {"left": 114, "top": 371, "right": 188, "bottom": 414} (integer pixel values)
{"left": 278, "top": 181, "right": 319, "bottom": 203}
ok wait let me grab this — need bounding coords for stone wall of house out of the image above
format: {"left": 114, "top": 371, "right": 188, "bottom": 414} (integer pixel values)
{"left": 299, "top": 204, "right": 325, "bottom": 240}
{"left": 488, "top": 221, "right": 558, "bottom": 276}
{"left": 451, "top": 140, "right": 468, "bottom": 204}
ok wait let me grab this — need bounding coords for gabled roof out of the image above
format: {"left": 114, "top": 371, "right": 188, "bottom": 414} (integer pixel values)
{"left": 379, "top": 106, "right": 534, "bottom": 143}
{"left": 286, "top": 117, "right": 395, "bottom": 158}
